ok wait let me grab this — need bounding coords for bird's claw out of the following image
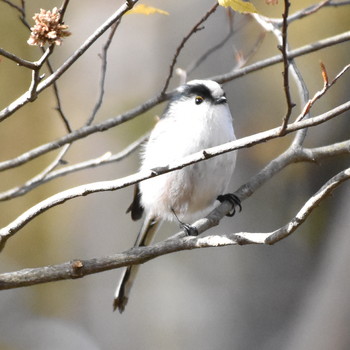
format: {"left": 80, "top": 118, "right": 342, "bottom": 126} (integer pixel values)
{"left": 181, "top": 223, "right": 199, "bottom": 236}
{"left": 217, "top": 193, "right": 242, "bottom": 217}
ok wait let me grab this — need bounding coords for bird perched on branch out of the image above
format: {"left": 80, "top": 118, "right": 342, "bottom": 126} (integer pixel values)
{"left": 113, "top": 79, "right": 241, "bottom": 313}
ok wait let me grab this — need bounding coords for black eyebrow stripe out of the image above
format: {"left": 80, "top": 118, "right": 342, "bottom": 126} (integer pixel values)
{"left": 183, "top": 84, "right": 213, "bottom": 99}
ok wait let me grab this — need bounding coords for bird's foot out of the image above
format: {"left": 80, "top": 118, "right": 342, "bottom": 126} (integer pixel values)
{"left": 180, "top": 222, "right": 199, "bottom": 236}
{"left": 217, "top": 193, "right": 242, "bottom": 217}
{"left": 171, "top": 208, "right": 198, "bottom": 236}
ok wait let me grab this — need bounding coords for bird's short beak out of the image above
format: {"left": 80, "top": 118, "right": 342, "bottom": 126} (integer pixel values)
{"left": 215, "top": 96, "right": 227, "bottom": 104}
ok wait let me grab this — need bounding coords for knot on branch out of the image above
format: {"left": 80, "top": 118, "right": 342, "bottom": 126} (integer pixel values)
{"left": 70, "top": 259, "right": 85, "bottom": 278}
{"left": 151, "top": 166, "right": 168, "bottom": 176}
{"left": 202, "top": 150, "right": 211, "bottom": 159}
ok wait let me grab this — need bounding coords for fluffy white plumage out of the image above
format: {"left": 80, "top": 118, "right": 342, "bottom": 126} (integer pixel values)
{"left": 140, "top": 79, "right": 236, "bottom": 222}
{"left": 114, "top": 79, "right": 237, "bottom": 312}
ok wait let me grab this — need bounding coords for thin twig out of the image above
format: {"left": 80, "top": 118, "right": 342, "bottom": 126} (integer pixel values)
{"left": 59, "top": 0, "right": 70, "bottom": 20}
{"left": 0, "top": 91, "right": 169, "bottom": 171}
{"left": 252, "top": 8, "right": 312, "bottom": 146}
{"left": 212, "top": 31, "right": 350, "bottom": 83}
{"left": 186, "top": 10, "right": 237, "bottom": 76}
{"left": 0, "top": 48, "right": 36, "bottom": 69}
{"left": 296, "top": 62, "right": 350, "bottom": 122}
{"left": 279, "top": 0, "right": 295, "bottom": 133}
{"left": 1, "top": 0, "right": 24, "bottom": 13}
{"left": 253, "top": 3, "right": 297, "bottom": 135}
{"left": 47, "top": 0, "right": 72, "bottom": 132}
{"left": 264, "top": 167, "right": 350, "bottom": 244}
{"left": 33, "top": 7, "right": 131, "bottom": 194}
{"left": 161, "top": 2, "right": 219, "bottom": 94}
{"left": 231, "top": 31, "right": 266, "bottom": 70}
{"left": 18, "top": 0, "right": 29, "bottom": 29}
{"left": 263, "top": 9, "right": 311, "bottom": 146}
{"left": 328, "top": 0, "right": 350, "bottom": 5}
{"left": 0, "top": 133, "right": 148, "bottom": 201}
{"left": 1, "top": 0, "right": 30, "bottom": 29}
{"left": 286, "top": 0, "right": 331, "bottom": 23}
{"left": 87, "top": 20, "right": 121, "bottom": 125}
{"left": 26, "top": 46, "right": 55, "bottom": 101}
{"left": 257, "top": 0, "right": 350, "bottom": 27}
{"left": 31, "top": 0, "right": 72, "bottom": 132}
{"left": 3, "top": 144, "right": 73, "bottom": 199}
{"left": 49, "top": 68, "right": 72, "bottom": 132}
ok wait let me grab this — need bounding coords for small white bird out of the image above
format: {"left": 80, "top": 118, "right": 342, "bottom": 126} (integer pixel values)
{"left": 113, "top": 79, "right": 241, "bottom": 312}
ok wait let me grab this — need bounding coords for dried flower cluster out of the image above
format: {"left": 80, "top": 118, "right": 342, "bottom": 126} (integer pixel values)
{"left": 27, "top": 7, "right": 71, "bottom": 47}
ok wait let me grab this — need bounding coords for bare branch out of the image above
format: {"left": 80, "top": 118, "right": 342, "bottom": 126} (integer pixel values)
{"left": 186, "top": 10, "right": 237, "bottom": 76}
{"left": 49, "top": 68, "right": 72, "bottom": 132}
{"left": 0, "top": 133, "right": 148, "bottom": 201}
{"left": 58, "top": 0, "right": 70, "bottom": 20}
{"left": 264, "top": 167, "right": 350, "bottom": 244}
{"left": 297, "top": 62, "right": 350, "bottom": 122}
{"left": 212, "top": 30, "right": 350, "bottom": 83}
{"left": 166, "top": 140, "right": 350, "bottom": 242}
{"left": 0, "top": 144, "right": 70, "bottom": 201}
{"left": 0, "top": 91, "right": 168, "bottom": 172}
{"left": 1, "top": 0, "right": 24, "bottom": 13}
{"left": 279, "top": 0, "right": 295, "bottom": 132}
{"left": 283, "top": 0, "right": 350, "bottom": 25}
{"left": 161, "top": 2, "right": 219, "bottom": 93}
{"left": 0, "top": 0, "right": 139, "bottom": 122}
{"left": 235, "top": 138, "right": 350, "bottom": 205}
{"left": 231, "top": 31, "right": 266, "bottom": 70}
{"left": 1, "top": 102, "right": 349, "bottom": 251}
{"left": 252, "top": 5, "right": 309, "bottom": 141}
{"left": 305, "top": 140, "right": 350, "bottom": 160}
{"left": 1, "top": 30, "right": 348, "bottom": 173}
{"left": 0, "top": 47, "right": 36, "bottom": 69}
{"left": 46, "top": 0, "right": 72, "bottom": 132}
{"left": 1, "top": 0, "right": 30, "bottom": 29}
{"left": 0, "top": 166, "right": 348, "bottom": 290}
{"left": 328, "top": 0, "right": 350, "bottom": 5}
{"left": 4, "top": 0, "right": 75, "bottom": 199}
{"left": 0, "top": 0, "right": 73, "bottom": 131}
{"left": 259, "top": 0, "right": 350, "bottom": 26}
{"left": 87, "top": 20, "right": 121, "bottom": 125}
{"left": 27, "top": 46, "right": 55, "bottom": 101}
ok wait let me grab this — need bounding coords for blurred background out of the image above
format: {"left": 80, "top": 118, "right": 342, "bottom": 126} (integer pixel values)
{"left": 0, "top": 0, "right": 349, "bottom": 349}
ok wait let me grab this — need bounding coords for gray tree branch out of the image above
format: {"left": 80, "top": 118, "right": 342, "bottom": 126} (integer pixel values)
{"left": 0, "top": 164, "right": 348, "bottom": 290}
{"left": 0, "top": 133, "right": 148, "bottom": 201}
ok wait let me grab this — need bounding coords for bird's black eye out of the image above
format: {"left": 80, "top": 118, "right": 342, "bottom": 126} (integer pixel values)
{"left": 195, "top": 96, "right": 204, "bottom": 105}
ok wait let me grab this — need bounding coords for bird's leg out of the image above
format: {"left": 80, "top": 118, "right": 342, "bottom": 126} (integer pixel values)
{"left": 171, "top": 208, "right": 198, "bottom": 236}
{"left": 217, "top": 193, "right": 242, "bottom": 217}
